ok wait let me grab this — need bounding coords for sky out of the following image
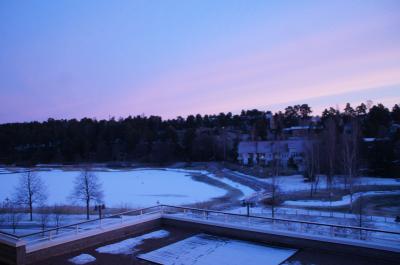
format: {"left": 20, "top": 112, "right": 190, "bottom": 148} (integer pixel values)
{"left": 0, "top": 0, "right": 399, "bottom": 123}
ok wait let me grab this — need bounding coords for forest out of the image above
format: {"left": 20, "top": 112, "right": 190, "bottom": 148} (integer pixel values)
{"left": 0, "top": 103, "right": 399, "bottom": 176}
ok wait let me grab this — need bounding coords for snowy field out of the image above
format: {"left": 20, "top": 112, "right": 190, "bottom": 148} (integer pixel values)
{"left": 138, "top": 233, "right": 297, "bottom": 265}
{"left": 0, "top": 168, "right": 227, "bottom": 207}
{"left": 283, "top": 190, "right": 400, "bottom": 207}
{"left": 165, "top": 168, "right": 257, "bottom": 198}
{"left": 204, "top": 173, "right": 256, "bottom": 198}
{"left": 1, "top": 166, "right": 399, "bottom": 243}
{"left": 233, "top": 171, "right": 400, "bottom": 192}
{"left": 1, "top": 166, "right": 398, "bottom": 209}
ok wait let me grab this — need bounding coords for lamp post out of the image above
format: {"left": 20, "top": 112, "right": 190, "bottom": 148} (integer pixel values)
{"left": 241, "top": 199, "right": 255, "bottom": 217}
{"left": 94, "top": 204, "right": 105, "bottom": 219}
{"left": 260, "top": 154, "right": 265, "bottom": 170}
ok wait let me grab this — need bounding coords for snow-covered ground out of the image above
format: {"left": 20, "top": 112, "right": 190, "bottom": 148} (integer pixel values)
{"left": 2, "top": 166, "right": 397, "bottom": 208}
{"left": 283, "top": 190, "right": 400, "bottom": 207}
{"left": 0, "top": 168, "right": 226, "bottom": 207}
{"left": 233, "top": 171, "right": 400, "bottom": 192}
{"left": 1, "top": 166, "right": 399, "bottom": 245}
{"left": 96, "top": 229, "right": 169, "bottom": 254}
{"left": 138, "top": 233, "right": 297, "bottom": 265}
{"left": 0, "top": 168, "right": 10, "bottom": 173}
{"left": 202, "top": 172, "right": 256, "bottom": 198}
{"left": 165, "top": 168, "right": 257, "bottom": 198}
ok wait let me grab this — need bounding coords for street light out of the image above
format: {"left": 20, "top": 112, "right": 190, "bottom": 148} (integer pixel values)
{"left": 241, "top": 199, "right": 255, "bottom": 217}
{"left": 94, "top": 204, "right": 106, "bottom": 219}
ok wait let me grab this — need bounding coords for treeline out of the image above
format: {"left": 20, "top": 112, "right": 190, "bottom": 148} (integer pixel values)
{"left": 0, "top": 103, "right": 399, "bottom": 174}
{"left": 317, "top": 103, "right": 400, "bottom": 177}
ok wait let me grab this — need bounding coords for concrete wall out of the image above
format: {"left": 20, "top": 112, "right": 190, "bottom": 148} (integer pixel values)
{"left": 25, "top": 218, "right": 161, "bottom": 264}
{"left": 0, "top": 243, "right": 25, "bottom": 265}
{"left": 0, "top": 215, "right": 163, "bottom": 265}
{"left": 2, "top": 214, "right": 399, "bottom": 264}
{"left": 0, "top": 235, "right": 26, "bottom": 265}
{"left": 162, "top": 216, "right": 400, "bottom": 263}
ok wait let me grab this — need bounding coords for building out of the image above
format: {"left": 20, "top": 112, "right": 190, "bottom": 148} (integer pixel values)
{"left": 237, "top": 139, "right": 307, "bottom": 170}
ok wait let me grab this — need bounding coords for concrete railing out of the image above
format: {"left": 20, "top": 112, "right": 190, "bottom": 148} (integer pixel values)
{"left": 161, "top": 205, "right": 400, "bottom": 248}
{"left": 1, "top": 204, "right": 400, "bottom": 248}
{"left": 15, "top": 205, "right": 162, "bottom": 247}
{"left": 1, "top": 204, "right": 399, "bottom": 265}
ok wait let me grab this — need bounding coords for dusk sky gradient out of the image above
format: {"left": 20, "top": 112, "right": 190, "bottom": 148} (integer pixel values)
{"left": 1, "top": 0, "right": 400, "bottom": 123}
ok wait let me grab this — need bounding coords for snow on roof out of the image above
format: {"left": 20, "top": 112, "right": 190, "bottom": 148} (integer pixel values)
{"left": 363, "top": 137, "right": 390, "bottom": 142}
{"left": 68, "top": 254, "right": 96, "bottom": 265}
{"left": 96, "top": 230, "right": 170, "bottom": 255}
{"left": 283, "top": 126, "right": 310, "bottom": 131}
{"left": 138, "top": 234, "right": 297, "bottom": 265}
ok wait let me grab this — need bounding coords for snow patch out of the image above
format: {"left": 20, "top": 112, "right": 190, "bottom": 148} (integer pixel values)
{"left": 165, "top": 168, "right": 257, "bottom": 198}
{"left": 205, "top": 173, "right": 256, "bottom": 198}
{"left": 68, "top": 254, "right": 96, "bottom": 264}
{"left": 363, "top": 137, "right": 376, "bottom": 142}
{"left": 284, "top": 190, "right": 400, "bottom": 207}
{"left": 95, "top": 229, "right": 169, "bottom": 255}
{"left": 233, "top": 171, "right": 400, "bottom": 192}
{"left": 138, "top": 233, "right": 297, "bottom": 265}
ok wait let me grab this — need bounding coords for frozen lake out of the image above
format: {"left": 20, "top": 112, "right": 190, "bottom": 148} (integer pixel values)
{"left": 0, "top": 168, "right": 226, "bottom": 207}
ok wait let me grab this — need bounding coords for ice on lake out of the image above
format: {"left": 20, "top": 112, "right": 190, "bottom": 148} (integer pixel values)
{"left": 0, "top": 168, "right": 226, "bottom": 207}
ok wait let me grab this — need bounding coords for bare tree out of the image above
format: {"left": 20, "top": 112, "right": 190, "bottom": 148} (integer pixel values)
{"left": 354, "top": 193, "right": 365, "bottom": 239}
{"left": 38, "top": 207, "right": 50, "bottom": 235}
{"left": 0, "top": 208, "right": 5, "bottom": 228}
{"left": 14, "top": 171, "right": 47, "bottom": 221}
{"left": 304, "top": 141, "right": 316, "bottom": 197}
{"left": 52, "top": 204, "right": 66, "bottom": 232}
{"left": 304, "top": 140, "right": 321, "bottom": 197}
{"left": 269, "top": 141, "right": 283, "bottom": 218}
{"left": 341, "top": 119, "right": 361, "bottom": 212}
{"left": 269, "top": 175, "right": 281, "bottom": 219}
{"left": 0, "top": 198, "right": 11, "bottom": 227}
{"left": 323, "top": 117, "right": 338, "bottom": 209}
{"left": 8, "top": 204, "right": 21, "bottom": 234}
{"left": 70, "top": 169, "right": 104, "bottom": 220}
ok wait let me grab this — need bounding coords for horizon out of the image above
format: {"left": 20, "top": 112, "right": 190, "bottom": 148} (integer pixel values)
{"left": 0, "top": 99, "right": 396, "bottom": 125}
{"left": 0, "top": 101, "right": 400, "bottom": 125}
{"left": 1, "top": 0, "right": 400, "bottom": 123}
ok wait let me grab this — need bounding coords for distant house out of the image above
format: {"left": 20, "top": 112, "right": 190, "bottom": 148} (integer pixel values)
{"left": 237, "top": 139, "right": 307, "bottom": 170}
